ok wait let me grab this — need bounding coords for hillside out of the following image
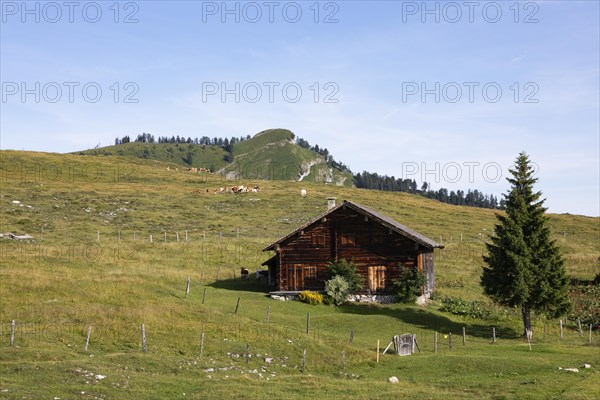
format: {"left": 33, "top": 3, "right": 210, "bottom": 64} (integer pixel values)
{"left": 0, "top": 150, "right": 598, "bottom": 399}
{"left": 225, "top": 129, "right": 352, "bottom": 186}
{"left": 75, "top": 129, "right": 353, "bottom": 186}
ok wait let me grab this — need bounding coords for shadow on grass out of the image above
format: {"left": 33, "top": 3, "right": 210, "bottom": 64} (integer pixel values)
{"left": 338, "top": 302, "right": 520, "bottom": 340}
{"left": 209, "top": 277, "right": 272, "bottom": 294}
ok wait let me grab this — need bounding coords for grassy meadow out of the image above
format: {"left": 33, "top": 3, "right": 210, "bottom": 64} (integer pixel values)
{"left": 0, "top": 150, "right": 598, "bottom": 399}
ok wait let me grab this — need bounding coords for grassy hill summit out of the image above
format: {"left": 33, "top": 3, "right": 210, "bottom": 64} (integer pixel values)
{"left": 75, "top": 128, "right": 353, "bottom": 186}
{"left": 225, "top": 128, "right": 352, "bottom": 185}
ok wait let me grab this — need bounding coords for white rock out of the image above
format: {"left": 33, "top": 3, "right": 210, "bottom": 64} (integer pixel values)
{"left": 583, "top": 363, "right": 591, "bottom": 369}
{"left": 204, "top": 368, "right": 214, "bottom": 373}
{"left": 388, "top": 376, "right": 399, "bottom": 383}
{"left": 265, "top": 357, "right": 274, "bottom": 364}
{"left": 95, "top": 374, "right": 106, "bottom": 380}
{"left": 12, "top": 200, "right": 20, "bottom": 204}
{"left": 564, "top": 368, "right": 579, "bottom": 373}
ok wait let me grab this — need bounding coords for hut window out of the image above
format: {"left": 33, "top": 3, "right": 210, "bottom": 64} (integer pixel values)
{"left": 312, "top": 234, "right": 326, "bottom": 247}
{"left": 341, "top": 232, "right": 355, "bottom": 247}
{"left": 372, "top": 232, "right": 385, "bottom": 244}
{"left": 304, "top": 265, "right": 317, "bottom": 279}
{"left": 368, "top": 266, "right": 386, "bottom": 291}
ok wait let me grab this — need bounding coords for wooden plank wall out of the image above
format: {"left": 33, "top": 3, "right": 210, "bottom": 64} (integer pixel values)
{"left": 275, "top": 207, "right": 429, "bottom": 292}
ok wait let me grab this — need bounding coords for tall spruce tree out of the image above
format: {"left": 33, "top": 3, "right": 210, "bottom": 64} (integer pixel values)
{"left": 481, "top": 152, "right": 571, "bottom": 336}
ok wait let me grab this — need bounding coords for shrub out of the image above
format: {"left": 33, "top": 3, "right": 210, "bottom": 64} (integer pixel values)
{"left": 569, "top": 284, "right": 600, "bottom": 327}
{"left": 392, "top": 266, "right": 426, "bottom": 303}
{"left": 325, "top": 275, "right": 351, "bottom": 305}
{"left": 327, "top": 259, "right": 363, "bottom": 293}
{"left": 440, "top": 296, "right": 491, "bottom": 319}
{"left": 298, "top": 290, "right": 324, "bottom": 305}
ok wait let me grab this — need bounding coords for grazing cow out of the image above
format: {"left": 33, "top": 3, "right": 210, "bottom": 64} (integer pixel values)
{"left": 300, "top": 189, "right": 307, "bottom": 197}
{"left": 240, "top": 268, "right": 249, "bottom": 280}
{"left": 256, "top": 269, "right": 268, "bottom": 281}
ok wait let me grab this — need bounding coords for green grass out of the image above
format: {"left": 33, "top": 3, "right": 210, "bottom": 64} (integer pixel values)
{"left": 0, "top": 150, "right": 598, "bottom": 399}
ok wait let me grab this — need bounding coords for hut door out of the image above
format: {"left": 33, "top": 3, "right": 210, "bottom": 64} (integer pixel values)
{"left": 287, "top": 264, "right": 304, "bottom": 291}
{"left": 368, "top": 266, "right": 386, "bottom": 292}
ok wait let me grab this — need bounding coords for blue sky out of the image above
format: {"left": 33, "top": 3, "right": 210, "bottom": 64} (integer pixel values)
{"left": 1, "top": 1, "right": 599, "bottom": 216}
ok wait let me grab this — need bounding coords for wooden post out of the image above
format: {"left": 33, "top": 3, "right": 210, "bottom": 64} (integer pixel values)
{"left": 199, "top": 332, "right": 205, "bottom": 357}
{"left": 164, "top": 231, "right": 167, "bottom": 242}
{"left": 10, "top": 320, "right": 15, "bottom": 346}
{"left": 492, "top": 327, "right": 496, "bottom": 343}
{"left": 577, "top": 319, "right": 583, "bottom": 336}
{"left": 185, "top": 277, "right": 190, "bottom": 299}
{"left": 349, "top": 330, "right": 354, "bottom": 343}
{"left": 526, "top": 329, "right": 532, "bottom": 351}
{"left": 306, "top": 313, "right": 310, "bottom": 334}
{"left": 176, "top": 232, "right": 179, "bottom": 242}
{"left": 341, "top": 351, "right": 345, "bottom": 372}
{"left": 97, "top": 230, "right": 100, "bottom": 242}
{"left": 376, "top": 340, "right": 380, "bottom": 363}
{"left": 216, "top": 267, "right": 221, "bottom": 281}
{"left": 235, "top": 297, "right": 241, "bottom": 314}
{"left": 266, "top": 305, "right": 271, "bottom": 323}
{"left": 150, "top": 234, "right": 153, "bottom": 243}
{"left": 141, "top": 323, "right": 147, "bottom": 352}
{"left": 462, "top": 327, "right": 466, "bottom": 346}
{"left": 84, "top": 325, "right": 92, "bottom": 351}
{"left": 560, "top": 319, "right": 563, "bottom": 339}
{"left": 460, "top": 233, "right": 463, "bottom": 242}
{"left": 245, "top": 343, "right": 250, "bottom": 367}
{"left": 301, "top": 349, "right": 306, "bottom": 373}
{"left": 589, "top": 324, "right": 593, "bottom": 345}
{"left": 202, "top": 288, "right": 207, "bottom": 304}
{"left": 434, "top": 332, "right": 438, "bottom": 353}
{"left": 449, "top": 332, "right": 452, "bottom": 351}
{"left": 185, "top": 230, "right": 188, "bottom": 242}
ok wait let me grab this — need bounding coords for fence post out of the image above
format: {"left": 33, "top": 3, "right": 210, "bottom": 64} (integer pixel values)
{"left": 462, "top": 327, "right": 466, "bottom": 346}
{"left": 434, "top": 332, "right": 438, "bottom": 353}
{"left": 341, "top": 351, "right": 345, "bottom": 372}
{"left": 589, "top": 324, "right": 593, "bottom": 345}
{"left": 492, "top": 327, "right": 496, "bottom": 343}
{"left": 84, "top": 325, "right": 92, "bottom": 351}
{"left": 199, "top": 332, "right": 205, "bottom": 357}
{"left": 560, "top": 319, "right": 563, "bottom": 340}
{"left": 349, "top": 330, "right": 354, "bottom": 343}
{"left": 141, "top": 323, "right": 147, "bottom": 352}
{"left": 449, "top": 332, "right": 452, "bottom": 351}
{"left": 376, "top": 340, "right": 380, "bottom": 363}
{"left": 266, "top": 305, "right": 271, "bottom": 323}
{"left": 234, "top": 297, "right": 241, "bottom": 314}
{"left": 202, "top": 288, "right": 207, "bottom": 304}
{"left": 301, "top": 349, "right": 307, "bottom": 373}
{"left": 245, "top": 343, "right": 250, "bottom": 367}
{"left": 10, "top": 320, "right": 15, "bottom": 346}
{"left": 577, "top": 319, "right": 583, "bottom": 337}
{"left": 185, "top": 277, "right": 190, "bottom": 299}
{"left": 306, "top": 313, "right": 310, "bottom": 334}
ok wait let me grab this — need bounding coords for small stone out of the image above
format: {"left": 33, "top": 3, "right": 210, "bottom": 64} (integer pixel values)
{"left": 204, "top": 368, "right": 214, "bottom": 373}
{"left": 265, "top": 358, "right": 273, "bottom": 364}
{"left": 388, "top": 376, "right": 399, "bottom": 383}
{"left": 583, "top": 363, "right": 591, "bottom": 369}
{"left": 95, "top": 375, "right": 106, "bottom": 380}
{"left": 563, "top": 368, "right": 579, "bottom": 373}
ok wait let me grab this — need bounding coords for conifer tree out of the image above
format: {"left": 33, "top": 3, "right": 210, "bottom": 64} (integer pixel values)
{"left": 481, "top": 152, "right": 570, "bottom": 336}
